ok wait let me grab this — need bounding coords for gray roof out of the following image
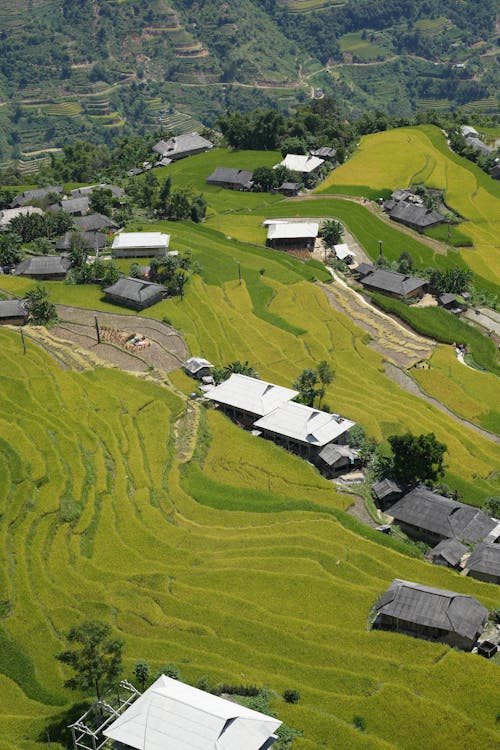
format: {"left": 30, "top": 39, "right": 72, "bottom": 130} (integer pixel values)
{"left": 278, "top": 182, "right": 300, "bottom": 191}
{"left": 389, "top": 487, "right": 497, "bottom": 543}
{"left": 14, "top": 255, "right": 71, "bottom": 277}
{"left": 317, "top": 444, "right": 358, "bottom": 466}
{"left": 206, "top": 168, "right": 253, "bottom": 188}
{"left": 310, "top": 147, "right": 336, "bottom": 158}
{"left": 0, "top": 298, "right": 28, "bottom": 318}
{"left": 51, "top": 196, "right": 90, "bottom": 215}
{"left": 389, "top": 202, "right": 444, "bottom": 229}
{"left": 183, "top": 356, "right": 214, "bottom": 375}
{"left": 354, "top": 262, "right": 375, "bottom": 278}
{"left": 74, "top": 213, "right": 117, "bottom": 232}
{"left": 466, "top": 543, "right": 500, "bottom": 578}
{"left": 55, "top": 231, "right": 108, "bottom": 252}
{"left": 439, "top": 293, "right": 457, "bottom": 306}
{"left": 71, "top": 184, "right": 125, "bottom": 198}
{"left": 375, "top": 579, "right": 488, "bottom": 641}
{"left": 465, "top": 136, "right": 492, "bottom": 155}
{"left": 11, "top": 186, "right": 63, "bottom": 207}
{"left": 429, "top": 538, "right": 468, "bottom": 566}
{"left": 153, "top": 133, "right": 213, "bottom": 158}
{"left": 360, "top": 268, "right": 427, "bottom": 296}
{"left": 103, "top": 277, "right": 165, "bottom": 305}
{"left": 372, "top": 478, "right": 403, "bottom": 501}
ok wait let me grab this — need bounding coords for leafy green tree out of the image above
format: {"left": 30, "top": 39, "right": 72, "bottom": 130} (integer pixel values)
{"left": 133, "top": 661, "right": 150, "bottom": 692}
{"left": 397, "top": 252, "right": 413, "bottom": 274}
{"left": 30, "top": 237, "right": 53, "bottom": 255}
{"left": 293, "top": 368, "right": 318, "bottom": 407}
{"left": 56, "top": 620, "right": 124, "bottom": 701}
{"left": 252, "top": 166, "right": 278, "bottom": 193}
{"left": 129, "top": 262, "right": 142, "bottom": 278}
{"left": 190, "top": 193, "right": 207, "bottom": 223}
{"left": 429, "top": 268, "right": 472, "bottom": 295}
{"left": 89, "top": 187, "right": 113, "bottom": 217}
{"left": 319, "top": 220, "right": 343, "bottom": 247}
{"left": 157, "top": 663, "right": 181, "bottom": 680}
{"left": 0, "top": 232, "right": 23, "bottom": 266}
{"left": 174, "top": 268, "right": 188, "bottom": 298}
{"left": 25, "top": 285, "right": 57, "bottom": 325}
{"left": 316, "top": 360, "right": 335, "bottom": 407}
{"left": 483, "top": 497, "right": 500, "bottom": 518}
{"left": 213, "top": 360, "right": 258, "bottom": 384}
{"left": 388, "top": 432, "right": 447, "bottom": 486}
{"left": 283, "top": 688, "right": 300, "bottom": 704}
{"left": 165, "top": 187, "right": 194, "bottom": 220}
{"left": 101, "top": 261, "right": 119, "bottom": 287}
{"left": 158, "top": 176, "right": 172, "bottom": 207}
{"left": 280, "top": 137, "right": 307, "bottom": 157}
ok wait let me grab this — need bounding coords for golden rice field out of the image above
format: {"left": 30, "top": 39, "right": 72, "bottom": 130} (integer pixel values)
{"left": 318, "top": 125, "right": 500, "bottom": 285}
{"left": 0, "top": 328, "right": 499, "bottom": 750}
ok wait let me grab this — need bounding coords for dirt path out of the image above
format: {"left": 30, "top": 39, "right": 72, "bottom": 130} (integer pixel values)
{"left": 345, "top": 496, "right": 379, "bottom": 528}
{"left": 384, "top": 363, "right": 499, "bottom": 443}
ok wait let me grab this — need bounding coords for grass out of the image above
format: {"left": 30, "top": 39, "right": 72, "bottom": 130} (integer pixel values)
{"left": 424, "top": 223, "right": 473, "bottom": 248}
{"left": 339, "top": 31, "right": 390, "bottom": 61}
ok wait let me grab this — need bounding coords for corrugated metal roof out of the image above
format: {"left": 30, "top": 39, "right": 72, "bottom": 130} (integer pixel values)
{"left": 112, "top": 232, "right": 170, "bottom": 250}
{"left": 466, "top": 543, "right": 500, "bottom": 577}
{"left": 103, "top": 675, "right": 281, "bottom": 750}
{"left": 267, "top": 222, "right": 319, "bottom": 240}
{"left": 254, "top": 401, "right": 355, "bottom": 447}
{"left": 276, "top": 154, "right": 324, "bottom": 173}
{"left": 206, "top": 374, "right": 298, "bottom": 417}
{"left": 333, "top": 243, "right": 355, "bottom": 260}
{"left": 317, "top": 444, "right": 358, "bottom": 466}
{"left": 183, "top": 357, "right": 214, "bottom": 374}
{"left": 375, "top": 579, "right": 488, "bottom": 641}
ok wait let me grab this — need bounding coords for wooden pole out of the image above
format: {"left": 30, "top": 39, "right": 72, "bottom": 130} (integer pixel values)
{"left": 20, "top": 328, "right": 26, "bottom": 355}
{"left": 94, "top": 316, "right": 101, "bottom": 344}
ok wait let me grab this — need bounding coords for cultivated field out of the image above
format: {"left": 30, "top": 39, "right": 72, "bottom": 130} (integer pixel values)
{"left": 0, "top": 328, "right": 499, "bottom": 750}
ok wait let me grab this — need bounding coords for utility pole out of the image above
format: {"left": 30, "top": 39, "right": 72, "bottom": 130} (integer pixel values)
{"left": 20, "top": 327, "right": 26, "bottom": 355}
{"left": 378, "top": 240, "right": 383, "bottom": 259}
{"left": 236, "top": 260, "right": 241, "bottom": 284}
{"left": 95, "top": 316, "right": 101, "bottom": 344}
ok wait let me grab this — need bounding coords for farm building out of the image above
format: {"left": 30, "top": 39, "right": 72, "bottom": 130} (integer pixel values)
{"left": 153, "top": 132, "right": 213, "bottom": 161}
{"left": 74, "top": 213, "right": 118, "bottom": 232}
{"left": 111, "top": 232, "right": 170, "bottom": 258}
{"left": 206, "top": 167, "right": 254, "bottom": 190}
{"left": 276, "top": 181, "right": 300, "bottom": 196}
{"left": 372, "top": 579, "right": 488, "bottom": 650}
{"left": 103, "top": 674, "right": 282, "bottom": 750}
{"left": 371, "top": 478, "right": 403, "bottom": 510}
{"left": 310, "top": 146, "right": 337, "bottom": 161}
{"left": 0, "top": 206, "right": 44, "bottom": 229}
{"left": 388, "top": 487, "right": 498, "bottom": 546}
{"left": 333, "top": 243, "right": 356, "bottom": 262}
{"left": 464, "top": 543, "right": 500, "bottom": 585}
{"left": 265, "top": 220, "right": 319, "bottom": 251}
{"left": 13, "top": 255, "right": 71, "bottom": 280}
{"left": 71, "top": 183, "right": 125, "bottom": 199}
{"left": 0, "top": 299, "right": 28, "bottom": 326}
{"left": 438, "top": 293, "right": 465, "bottom": 312}
{"left": 50, "top": 196, "right": 90, "bottom": 216}
{"left": 103, "top": 276, "right": 166, "bottom": 310}
{"left": 275, "top": 154, "right": 324, "bottom": 175}
{"left": 428, "top": 538, "right": 468, "bottom": 569}
{"left": 206, "top": 373, "right": 298, "bottom": 424}
{"left": 10, "top": 186, "right": 62, "bottom": 207}
{"left": 253, "top": 401, "right": 355, "bottom": 458}
{"left": 183, "top": 356, "right": 214, "bottom": 380}
{"left": 55, "top": 230, "right": 108, "bottom": 253}
{"left": 316, "top": 443, "right": 360, "bottom": 476}
{"left": 357, "top": 267, "right": 427, "bottom": 299}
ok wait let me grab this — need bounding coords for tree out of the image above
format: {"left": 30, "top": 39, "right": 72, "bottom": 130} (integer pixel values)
{"left": 252, "top": 166, "right": 278, "bottom": 193}
{"left": 25, "top": 285, "right": 57, "bottom": 326}
{"left": 482, "top": 496, "right": 500, "bottom": 518}
{"left": 319, "top": 220, "right": 343, "bottom": 247}
{"left": 89, "top": 187, "right": 113, "bottom": 217}
{"left": 397, "top": 251, "right": 413, "bottom": 274}
{"left": 0, "top": 232, "right": 23, "bottom": 266}
{"left": 213, "top": 360, "right": 258, "bottom": 384}
{"left": 293, "top": 368, "right": 318, "bottom": 407}
{"left": 56, "top": 620, "right": 123, "bottom": 700}
{"left": 133, "top": 661, "right": 150, "bottom": 692}
{"left": 388, "top": 432, "right": 447, "bottom": 486}
{"left": 317, "top": 359, "right": 334, "bottom": 407}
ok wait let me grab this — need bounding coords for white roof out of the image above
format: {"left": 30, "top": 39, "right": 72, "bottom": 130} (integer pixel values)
{"left": 267, "top": 222, "right": 319, "bottom": 241}
{"left": 276, "top": 154, "right": 324, "bottom": 173}
{"left": 205, "top": 373, "right": 298, "bottom": 417}
{"left": 112, "top": 232, "right": 170, "bottom": 250}
{"left": 461, "top": 125, "right": 478, "bottom": 137}
{"left": 103, "top": 675, "right": 281, "bottom": 750}
{"left": 333, "top": 243, "right": 355, "bottom": 260}
{"left": 254, "top": 401, "right": 355, "bottom": 447}
{"left": 0, "top": 206, "right": 44, "bottom": 226}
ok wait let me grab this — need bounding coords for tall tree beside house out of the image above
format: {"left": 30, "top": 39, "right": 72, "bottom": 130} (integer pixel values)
{"left": 25, "top": 285, "right": 58, "bottom": 326}
{"left": 89, "top": 187, "right": 113, "bottom": 217}
{"left": 319, "top": 220, "right": 343, "bottom": 247}
{"left": 0, "top": 232, "right": 23, "bottom": 266}
{"left": 293, "top": 368, "right": 318, "bottom": 407}
{"left": 388, "top": 432, "right": 447, "bottom": 486}
{"left": 213, "top": 360, "right": 259, "bottom": 384}
{"left": 56, "top": 620, "right": 124, "bottom": 701}
{"left": 317, "top": 360, "right": 335, "bottom": 408}
{"left": 252, "top": 166, "right": 278, "bottom": 193}
{"left": 133, "top": 661, "right": 151, "bottom": 692}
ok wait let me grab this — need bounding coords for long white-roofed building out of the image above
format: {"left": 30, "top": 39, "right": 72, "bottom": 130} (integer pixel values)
{"left": 265, "top": 220, "right": 319, "bottom": 251}
{"left": 112, "top": 232, "right": 171, "bottom": 258}
{"left": 275, "top": 153, "right": 324, "bottom": 175}
{"left": 205, "top": 373, "right": 298, "bottom": 423}
{"left": 103, "top": 675, "right": 282, "bottom": 750}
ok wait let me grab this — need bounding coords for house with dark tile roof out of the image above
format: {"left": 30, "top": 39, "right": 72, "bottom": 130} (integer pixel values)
{"left": 10, "top": 186, "right": 63, "bottom": 207}
{"left": 206, "top": 168, "right": 253, "bottom": 191}
{"left": 464, "top": 543, "right": 500, "bottom": 585}
{"left": 153, "top": 133, "right": 213, "bottom": 161}
{"left": 371, "top": 479, "right": 403, "bottom": 510}
{"left": 0, "top": 299, "right": 28, "bottom": 325}
{"left": 103, "top": 277, "right": 166, "bottom": 310}
{"left": 428, "top": 538, "right": 468, "bottom": 569}
{"left": 14, "top": 255, "right": 71, "bottom": 280}
{"left": 74, "top": 213, "right": 118, "bottom": 233}
{"left": 359, "top": 268, "right": 427, "bottom": 299}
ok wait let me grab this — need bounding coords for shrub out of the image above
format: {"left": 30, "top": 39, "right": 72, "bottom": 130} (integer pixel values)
{"left": 353, "top": 715, "right": 367, "bottom": 732}
{"left": 283, "top": 688, "right": 301, "bottom": 704}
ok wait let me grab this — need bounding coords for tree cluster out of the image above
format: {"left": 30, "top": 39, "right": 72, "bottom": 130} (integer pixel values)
{"left": 212, "top": 360, "right": 258, "bottom": 385}
{"left": 9, "top": 211, "right": 74, "bottom": 243}
{"left": 293, "top": 361, "right": 335, "bottom": 408}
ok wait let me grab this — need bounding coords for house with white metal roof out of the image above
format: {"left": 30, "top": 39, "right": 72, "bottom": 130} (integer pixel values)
{"left": 205, "top": 373, "right": 298, "bottom": 422}
{"left": 112, "top": 232, "right": 171, "bottom": 258}
{"left": 253, "top": 401, "right": 355, "bottom": 457}
{"left": 103, "top": 675, "right": 282, "bottom": 750}
{"left": 266, "top": 221, "right": 319, "bottom": 251}
{"left": 275, "top": 154, "right": 324, "bottom": 174}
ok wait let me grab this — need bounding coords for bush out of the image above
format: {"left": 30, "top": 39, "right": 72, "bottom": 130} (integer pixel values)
{"left": 283, "top": 688, "right": 300, "bottom": 704}
{"left": 353, "top": 715, "right": 367, "bottom": 732}
{"left": 157, "top": 663, "right": 181, "bottom": 680}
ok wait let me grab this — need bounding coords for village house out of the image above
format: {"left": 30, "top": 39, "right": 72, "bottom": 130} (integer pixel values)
{"left": 153, "top": 132, "right": 213, "bottom": 162}
{"left": 13, "top": 255, "right": 71, "bottom": 280}
{"left": 103, "top": 675, "right": 282, "bottom": 750}
{"left": 183, "top": 356, "right": 214, "bottom": 381}
{"left": 265, "top": 220, "right": 319, "bottom": 251}
{"left": 206, "top": 167, "right": 254, "bottom": 190}
{"left": 276, "top": 181, "right": 300, "bottom": 196}
{"left": 0, "top": 299, "right": 28, "bottom": 326}
{"left": 111, "top": 232, "right": 170, "bottom": 258}
{"left": 10, "top": 186, "right": 63, "bottom": 207}
{"left": 70, "top": 183, "right": 125, "bottom": 199}
{"left": 253, "top": 400, "right": 355, "bottom": 459}
{"left": 427, "top": 538, "right": 468, "bottom": 569}
{"left": 206, "top": 373, "right": 298, "bottom": 425}
{"left": 50, "top": 196, "right": 90, "bottom": 216}
{"left": 310, "top": 146, "right": 337, "bottom": 161}
{"left": 372, "top": 579, "right": 488, "bottom": 650}
{"left": 438, "top": 293, "right": 465, "bottom": 313}
{"left": 102, "top": 276, "right": 166, "bottom": 310}
{"left": 355, "top": 265, "right": 427, "bottom": 300}
{"left": 275, "top": 153, "right": 324, "bottom": 176}
{"left": 464, "top": 543, "right": 500, "bottom": 585}
{"left": 0, "top": 206, "right": 44, "bottom": 230}
{"left": 333, "top": 243, "right": 356, "bottom": 263}
{"left": 371, "top": 478, "right": 403, "bottom": 510}
{"left": 388, "top": 486, "right": 498, "bottom": 546}
{"left": 383, "top": 189, "right": 444, "bottom": 232}
{"left": 316, "top": 443, "right": 360, "bottom": 477}
{"left": 74, "top": 213, "right": 118, "bottom": 233}
{"left": 55, "top": 230, "right": 108, "bottom": 253}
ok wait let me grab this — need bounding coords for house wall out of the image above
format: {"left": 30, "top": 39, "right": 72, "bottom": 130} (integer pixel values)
{"left": 268, "top": 238, "right": 314, "bottom": 251}
{"left": 22, "top": 272, "right": 67, "bottom": 281}
{"left": 392, "top": 521, "right": 444, "bottom": 546}
{"left": 376, "top": 614, "right": 474, "bottom": 650}
{"left": 170, "top": 147, "right": 211, "bottom": 161}
{"left": 112, "top": 247, "right": 165, "bottom": 258}
{"left": 0, "top": 315, "right": 26, "bottom": 326}
{"left": 104, "top": 293, "right": 163, "bottom": 311}
{"left": 207, "top": 180, "right": 246, "bottom": 191}
{"left": 468, "top": 569, "right": 499, "bottom": 585}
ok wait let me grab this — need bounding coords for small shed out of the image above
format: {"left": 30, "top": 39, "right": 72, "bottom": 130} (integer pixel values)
{"left": 103, "top": 276, "right": 166, "bottom": 310}
{"left": 477, "top": 640, "right": 498, "bottom": 659}
{"left": 438, "top": 293, "right": 465, "bottom": 313}
{"left": 428, "top": 538, "right": 468, "bottom": 569}
{"left": 0, "top": 299, "right": 28, "bottom": 325}
{"left": 371, "top": 479, "right": 403, "bottom": 510}
{"left": 316, "top": 444, "right": 359, "bottom": 477}
{"left": 183, "top": 356, "right": 214, "bottom": 380}
{"left": 333, "top": 243, "right": 356, "bottom": 262}
{"left": 465, "top": 543, "right": 500, "bottom": 585}
{"left": 277, "top": 182, "right": 300, "bottom": 196}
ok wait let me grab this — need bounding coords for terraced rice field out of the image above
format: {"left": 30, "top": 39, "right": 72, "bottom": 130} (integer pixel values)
{"left": 0, "top": 328, "right": 499, "bottom": 750}
{"left": 317, "top": 125, "right": 500, "bottom": 287}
